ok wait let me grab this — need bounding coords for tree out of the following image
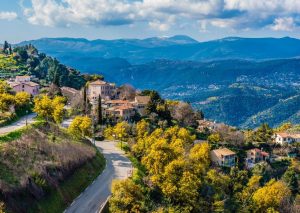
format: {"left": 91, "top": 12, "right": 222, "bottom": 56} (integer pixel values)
{"left": 98, "top": 94, "right": 102, "bottom": 125}
{"left": 15, "top": 92, "right": 31, "bottom": 113}
{"left": 282, "top": 167, "right": 298, "bottom": 194}
{"left": 252, "top": 123, "right": 273, "bottom": 143}
{"left": 3, "top": 41, "right": 9, "bottom": 51}
{"left": 118, "top": 84, "right": 136, "bottom": 101}
{"left": 110, "top": 179, "right": 145, "bottom": 213}
{"left": 169, "top": 102, "right": 199, "bottom": 127}
{"left": 0, "top": 93, "right": 15, "bottom": 112}
{"left": 33, "top": 95, "right": 53, "bottom": 121}
{"left": 236, "top": 175, "right": 262, "bottom": 211}
{"left": 252, "top": 179, "right": 291, "bottom": 212}
{"left": 275, "top": 122, "right": 293, "bottom": 132}
{"left": 189, "top": 142, "right": 210, "bottom": 175}
{"left": 208, "top": 133, "right": 222, "bottom": 143}
{"left": 114, "top": 121, "right": 131, "bottom": 141}
{"left": 33, "top": 95, "right": 65, "bottom": 122}
{"left": 68, "top": 116, "right": 92, "bottom": 138}
{"left": 0, "top": 80, "right": 11, "bottom": 94}
{"left": 53, "top": 104, "right": 64, "bottom": 124}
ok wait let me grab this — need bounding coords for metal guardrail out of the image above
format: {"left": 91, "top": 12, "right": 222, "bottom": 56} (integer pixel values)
{"left": 98, "top": 196, "right": 110, "bottom": 213}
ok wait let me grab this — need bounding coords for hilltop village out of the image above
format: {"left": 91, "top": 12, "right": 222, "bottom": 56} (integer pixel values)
{"left": 0, "top": 43, "right": 299, "bottom": 213}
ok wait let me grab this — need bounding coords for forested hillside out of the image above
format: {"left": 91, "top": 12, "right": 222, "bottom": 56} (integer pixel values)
{"left": 0, "top": 42, "right": 85, "bottom": 89}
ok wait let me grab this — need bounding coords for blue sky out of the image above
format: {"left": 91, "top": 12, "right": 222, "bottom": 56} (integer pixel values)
{"left": 1, "top": 0, "right": 300, "bottom": 43}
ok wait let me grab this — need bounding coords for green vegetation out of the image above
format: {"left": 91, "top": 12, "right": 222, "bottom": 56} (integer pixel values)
{"left": 0, "top": 42, "right": 86, "bottom": 89}
{"left": 107, "top": 117, "right": 299, "bottom": 212}
{"left": 29, "top": 152, "right": 105, "bottom": 213}
{"left": 0, "top": 123, "right": 104, "bottom": 212}
{"left": 0, "top": 127, "right": 26, "bottom": 143}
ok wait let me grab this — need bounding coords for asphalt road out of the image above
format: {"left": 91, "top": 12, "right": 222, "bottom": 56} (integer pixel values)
{"left": 65, "top": 141, "right": 132, "bottom": 213}
{"left": 0, "top": 113, "right": 36, "bottom": 135}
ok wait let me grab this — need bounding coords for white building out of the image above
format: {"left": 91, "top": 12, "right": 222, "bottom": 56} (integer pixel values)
{"left": 274, "top": 132, "right": 300, "bottom": 145}
{"left": 88, "top": 80, "right": 116, "bottom": 101}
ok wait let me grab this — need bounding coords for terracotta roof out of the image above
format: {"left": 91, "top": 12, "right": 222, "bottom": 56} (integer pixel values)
{"left": 115, "top": 105, "right": 135, "bottom": 111}
{"left": 24, "top": 82, "right": 39, "bottom": 87}
{"left": 106, "top": 100, "right": 130, "bottom": 104}
{"left": 135, "top": 96, "right": 150, "bottom": 104}
{"left": 61, "top": 86, "right": 78, "bottom": 94}
{"left": 211, "top": 148, "right": 236, "bottom": 156}
{"left": 247, "top": 148, "right": 269, "bottom": 156}
{"left": 8, "top": 81, "right": 39, "bottom": 87}
{"left": 276, "top": 132, "right": 300, "bottom": 139}
{"left": 89, "top": 80, "right": 109, "bottom": 85}
{"left": 16, "top": 75, "right": 30, "bottom": 79}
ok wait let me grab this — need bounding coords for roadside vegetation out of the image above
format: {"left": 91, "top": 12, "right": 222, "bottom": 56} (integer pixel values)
{"left": 0, "top": 122, "right": 104, "bottom": 212}
{"left": 104, "top": 92, "right": 299, "bottom": 213}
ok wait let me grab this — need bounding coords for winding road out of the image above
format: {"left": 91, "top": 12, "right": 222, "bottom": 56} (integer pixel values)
{"left": 0, "top": 113, "right": 36, "bottom": 135}
{"left": 65, "top": 141, "right": 132, "bottom": 213}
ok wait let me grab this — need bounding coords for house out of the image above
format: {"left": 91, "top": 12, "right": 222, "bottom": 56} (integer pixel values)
{"left": 274, "top": 132, "right": 300, "bottom": 145}
{"left": 105, "top": 105, "right": 136, "bottom": 121}
{"left": 210, "top": 148, "right": 236, "bottom": 167}
{"left": 7, "top": 76, "right": 39, "bottom": 96}
{"left": 61, "top": 86, "right": 79, "bottom": 104}
{"left": 15, "top": 75, "right": 31, "bottom": 82}
{"left": 105, "top": 99, "right": 132, "bottom": 107}
{"left": 88, "top": 80, "right": 116, "bottom": 101}
{"left": 245, "top": 148, "right": 270, "bottom": 169}
{"left": 132, "top": 95, "right": 150, "bottom": 116}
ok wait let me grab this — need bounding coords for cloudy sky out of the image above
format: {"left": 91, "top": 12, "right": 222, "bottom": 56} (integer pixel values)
{"left": 1, "top": 0, "right": 300, "bottom": 43}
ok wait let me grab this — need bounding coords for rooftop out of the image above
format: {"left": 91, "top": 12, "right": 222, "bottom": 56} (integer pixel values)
{"left": 277, "top": 132, "right": 300, "bottom": 139}
{"left": 135, "top": 95, "right": 151, "bottom": 104}
{"left": 89, "top": 80, "right": 108, "bottom": 85}
{"left": 211, "top": 148, "right": 236, "bottom": 156}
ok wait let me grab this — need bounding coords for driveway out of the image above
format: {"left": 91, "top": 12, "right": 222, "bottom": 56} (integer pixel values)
{"left": 65, "top": 141, "right": 132, "bottom": 213}
{"left": 0, "top": 113, "right": 36, "bottom": 135}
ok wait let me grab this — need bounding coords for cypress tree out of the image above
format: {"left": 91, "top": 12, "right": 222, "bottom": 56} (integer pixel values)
{"left": 98, "top": 94, "right": 102, "bottom": 125}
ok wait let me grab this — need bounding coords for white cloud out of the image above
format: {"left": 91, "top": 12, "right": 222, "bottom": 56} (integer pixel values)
{"left": 0, "top": 12, "right": 18, "bottom": 21}
{"left": 270, "top": 17, "right": 296, "bottom": 31}
{"left": 22, "top": 0, "right": 300, "bottom": 32}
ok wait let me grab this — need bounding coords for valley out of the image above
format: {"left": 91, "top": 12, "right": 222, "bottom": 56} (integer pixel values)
{"left": 17, "top": 37, "right": 300, "bottom": 128}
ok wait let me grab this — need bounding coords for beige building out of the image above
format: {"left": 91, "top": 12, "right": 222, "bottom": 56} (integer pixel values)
{"left": 61, "top": 86, "right": 79, "bottom": 104}
{"left": 274, "top": 132, "right": 300, "bottom": 145}
{"left": 210, "top": 148, "right": 236, "bottom": 167}
{"left": 88, "top": 80, "right": 116, "bottom": 101}
{"left": 7, "top": 76, "right": 39, "bottom": 96}
{"left": 245, "top": 148, "right": 269, "bottom": 169}
{"left": 106, "top": 105, "right": 136, "bottom": 121}
{"left": 132, "top": 95, "right": 150, "bottom": 116}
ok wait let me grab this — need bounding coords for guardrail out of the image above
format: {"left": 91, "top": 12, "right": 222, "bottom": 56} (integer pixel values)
{"left": 98, "top": 196, "right": 110, "bottom": 213}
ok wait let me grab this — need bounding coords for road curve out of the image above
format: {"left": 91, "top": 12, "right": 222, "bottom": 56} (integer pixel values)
{"left": 0, "top": 113, "right": 36, "bottom": 135}
{"left": 65, "top": 141, "right": 132, "bottom": 213}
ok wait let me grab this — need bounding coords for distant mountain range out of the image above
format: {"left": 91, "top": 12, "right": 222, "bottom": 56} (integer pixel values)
{"left": 18, "top": 36, "right": 300, "bottom": 128}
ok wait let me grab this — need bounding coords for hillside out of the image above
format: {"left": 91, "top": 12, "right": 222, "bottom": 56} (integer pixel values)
{"left": 102, "top": 59, "right": 300, "bottom": 128}
{"left": 0, "top": 44, "right": 86, "bottom": 89}
{"left": 16, "top": 37, "right": 300, "bottom": 128}
{"left": 0, "top": 123, "right": 105, "bottom": 212}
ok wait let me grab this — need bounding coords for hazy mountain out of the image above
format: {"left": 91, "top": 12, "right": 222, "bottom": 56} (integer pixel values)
{"left": 19, "top": 36, "right": 300, "bottom": 64}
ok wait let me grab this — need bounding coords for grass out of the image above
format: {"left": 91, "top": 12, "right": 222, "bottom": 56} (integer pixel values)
{"left": 0, "top": 127, "right": 27, "bottom": 143}
{"left": 29, "top": 151, "right": 106, "bottom": 213}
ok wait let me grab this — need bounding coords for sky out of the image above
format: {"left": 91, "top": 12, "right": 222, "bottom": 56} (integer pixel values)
{"left": 0, "top": 0, "right": 300, "bottom": 43}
